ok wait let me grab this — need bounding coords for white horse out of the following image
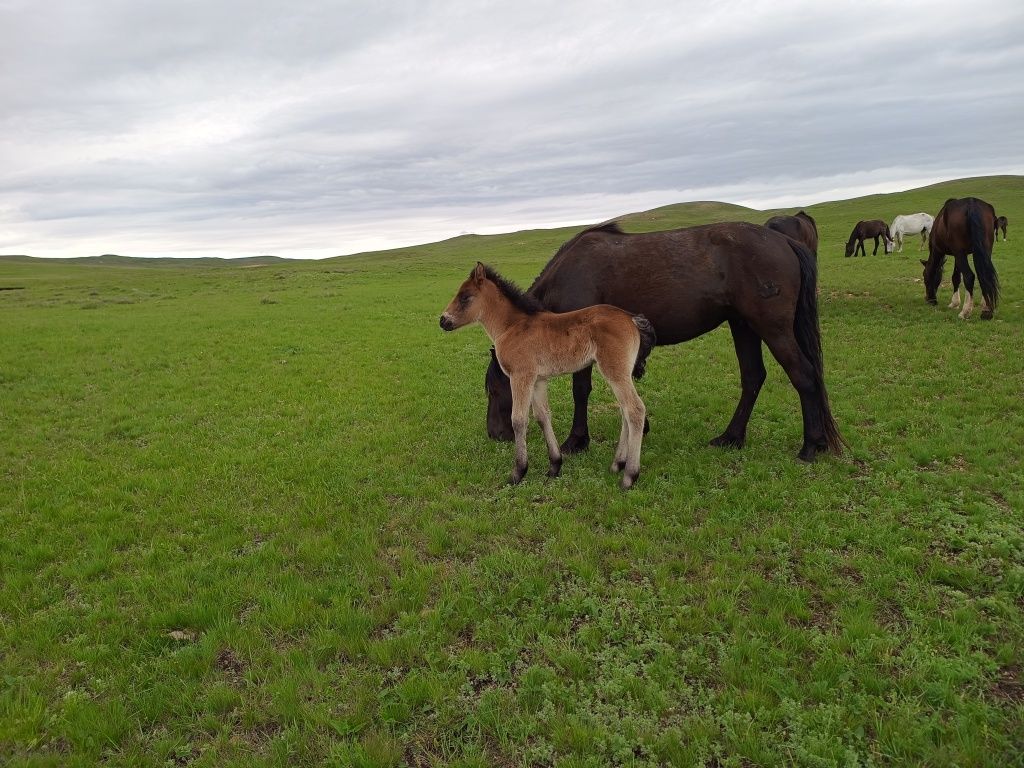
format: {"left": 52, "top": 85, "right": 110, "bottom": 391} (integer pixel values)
{"left": 890, "top": 212, "right": 934, "bottom": 253}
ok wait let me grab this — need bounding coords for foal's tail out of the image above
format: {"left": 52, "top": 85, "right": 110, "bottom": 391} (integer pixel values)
{"left": 790, "top": 240, "right": 846, "bottom": 454}
{"left": 968, "top": 200, "right": 999, "bottom": 311}
{"left": 631, "top": 315, "right": 657, "bottom": 380}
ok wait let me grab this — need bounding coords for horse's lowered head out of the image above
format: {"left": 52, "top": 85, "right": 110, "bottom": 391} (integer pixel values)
{"left": 921, "top": 255, "right": 944, "bottom": 304}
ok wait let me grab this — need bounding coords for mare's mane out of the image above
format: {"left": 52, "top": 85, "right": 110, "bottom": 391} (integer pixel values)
{"left": 528, "top": 221, "right": 625, "bottom": 293}
{"left": 477, "top": 264, "right": 544, "bottom": 315}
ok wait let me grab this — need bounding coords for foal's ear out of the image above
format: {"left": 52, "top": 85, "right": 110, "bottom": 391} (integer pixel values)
{"left": 473, "top": 262, "right": 486, "bottom": 283}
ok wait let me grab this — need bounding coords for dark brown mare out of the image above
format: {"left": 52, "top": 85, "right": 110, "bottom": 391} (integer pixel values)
{"left": 484, "top": 222, "right": 845, "bottom": 462}
{"left": 995, "top": 215, "right": 1008, "bottom": 242}
{"left": 766, "top": 210, "right": 819, "bottom": 255}
{"left": 921, "top": 197, "right": 999, "bottom": 320}
{"left": 442, "top": 263, "right": 656, "bottom": 489}
{"left": 844, "top": 220, "right": 893, "bottom": 257}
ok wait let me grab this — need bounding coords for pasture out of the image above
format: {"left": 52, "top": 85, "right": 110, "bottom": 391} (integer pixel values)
{"left": 1, "top": 176, "right": 1022, "bottom": 767}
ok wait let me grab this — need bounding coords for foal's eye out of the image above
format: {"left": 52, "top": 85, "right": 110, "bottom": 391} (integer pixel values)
{"left": 458, "top": 293, "right": 472, "bottom": 307}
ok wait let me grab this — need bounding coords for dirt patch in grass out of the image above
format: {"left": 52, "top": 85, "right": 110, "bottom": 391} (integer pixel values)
{"left": 991, "top": 665, "right": 1024, "bottom": 704}
{"left": 216, "top": 648, "right": 246, "bottom": 686}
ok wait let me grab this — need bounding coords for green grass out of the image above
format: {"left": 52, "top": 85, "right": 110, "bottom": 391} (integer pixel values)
{"left": 1, "top": 176, "right": 1022, "bottom": 767}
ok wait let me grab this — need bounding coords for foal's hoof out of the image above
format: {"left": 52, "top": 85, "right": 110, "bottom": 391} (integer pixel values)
{"left": 547, "top": 458, "right": 562, "bottom": 478}
{"left": 710, "top": 432, "right": 744, "bottom": 449}
{"left": 559, "top": 433, "right": 590, "bottom": 454}
{"left": 926, "top": 298, "right": 937, "bottom": 306}
{"left": 620, "top": 471, "right": 638, "bottom": 490}
{"left": 981, "top": 310, "right": 994, "bottom": 320}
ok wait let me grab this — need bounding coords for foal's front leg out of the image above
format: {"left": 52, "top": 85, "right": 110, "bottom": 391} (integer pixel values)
{"left": 531, "top": 380, "right": 562, "bottom": 477}
{"left": 509, "top": 375, "right": 536, "bottom": 484}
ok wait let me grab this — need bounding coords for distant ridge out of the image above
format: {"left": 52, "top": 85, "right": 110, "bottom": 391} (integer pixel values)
{"left": 5, "top": 175, "right": 1020, "bottom": 265}
{"left": 0, "top": 254, "right": 288, "bottom": 267}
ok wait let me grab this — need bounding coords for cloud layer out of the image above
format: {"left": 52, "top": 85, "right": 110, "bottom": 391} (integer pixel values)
{"left": 2, "top": 0, "right": 1023, "bottom": 257}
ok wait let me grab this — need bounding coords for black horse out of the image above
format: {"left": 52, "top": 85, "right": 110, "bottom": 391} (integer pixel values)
{"left": 922, "top": 197, "right": 999, "bottom": 320}
{"left": 484, "top": 221, "right": 844, "bottom": 462}
{"left": 765, "top": 210, "right": 818, "bottom": 256}
{"left": 995, "top": 215, "right": 1008, "bottom": 242}
{"left": 844, "top": 220, "right": 892, "bottom": 257}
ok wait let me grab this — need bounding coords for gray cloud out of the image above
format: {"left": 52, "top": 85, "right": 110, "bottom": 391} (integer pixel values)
{"left": 2, "top": 0, "right": 1023, "bottom": 257}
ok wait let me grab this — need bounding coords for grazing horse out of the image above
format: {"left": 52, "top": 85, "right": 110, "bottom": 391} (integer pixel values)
{"left": 921, "top": 197, "right": 999, "bottom": 320}
{"left": 484, "top": 221, "right": 844, "bottom": 463}
{"left": 442, "top": 262, "right": 656, "bottom": 489}
{"left": 765, "top": 210, "right": 819, "bottom": 255}
{"left": 845, "top": 220, "right": 893, "bottom": 257}
{"left": 995, "top": 215, "right": 1008, "bottom": 242}
{"left": 889, "top": 213, "right": 934, "bottom": 253}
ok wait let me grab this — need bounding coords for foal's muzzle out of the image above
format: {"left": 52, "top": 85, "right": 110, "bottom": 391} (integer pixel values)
{"left": 439, "top": 315, "right": 455, "bottom": 331}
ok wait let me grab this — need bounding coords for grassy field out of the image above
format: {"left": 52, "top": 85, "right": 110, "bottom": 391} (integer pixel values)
{"left": 1, "top": 176, "right": 1022, "bottom": 767}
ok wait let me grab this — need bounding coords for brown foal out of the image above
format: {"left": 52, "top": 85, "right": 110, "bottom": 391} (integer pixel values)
{"left": 441, "top": 263, "right": 655, "bottom": 489}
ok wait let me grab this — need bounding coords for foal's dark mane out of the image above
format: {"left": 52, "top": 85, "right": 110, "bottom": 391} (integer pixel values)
{"left": 477, "top": 264, "right": 544, "bottom": 315}
{"left": 528, "top": 221, "right": 625, "bottom": 292}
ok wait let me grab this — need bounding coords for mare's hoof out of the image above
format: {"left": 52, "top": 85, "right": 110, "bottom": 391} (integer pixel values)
{"left": 981, "top": 310, "right": 994, "bottom": 320}
{"left": 547, "top": 458, "right": 562, "bottom": 478}
{"left": 560, "top": 434, "right": 590, "bottom": 454}
{"left": 710, "top": 433, "right": 744, "bottom": 449}
{"left": 797, "top": 447, "right": 818, "bottom": 463}
{"left": 610, "top": 460, "right": 625, "bottom": 474}
{"left": 926, "top": 298, "right": 937, "bottom": 306}
{"left": 509, "top": 466, "right": 527, "bottom": 485}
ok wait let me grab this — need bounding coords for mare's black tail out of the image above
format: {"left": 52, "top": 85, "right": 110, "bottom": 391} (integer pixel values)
{"left": 968, "top": 200, "right": 999, "bottom": 311}
{"left": 631, "top": 315, "right": 657, "bottom": 379}
{"left": 790, "top": 239, "right": 845, "bottom": 454}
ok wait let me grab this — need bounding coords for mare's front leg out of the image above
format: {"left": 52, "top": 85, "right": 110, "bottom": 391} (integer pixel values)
{"left": 509, "top": 375, "right": 536, "bottom": 484}
{"left": 560, "top": 366, "right": 593, "bottom": 454}
{"left": 948, "top": 265, "right": 962, "bottom": 309}
{"left": 531, "top": 380, "right": 563, "bottom": 478}
{"left": 711, "top": 319, "right": 766, "bottom": 449}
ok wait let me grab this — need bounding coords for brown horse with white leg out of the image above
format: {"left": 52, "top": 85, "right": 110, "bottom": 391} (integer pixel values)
{"left": 441, "top": 262, "right": 656, "bottom": 489}
{"left": 922, "top": 197, "right": 999, "bottom": 320}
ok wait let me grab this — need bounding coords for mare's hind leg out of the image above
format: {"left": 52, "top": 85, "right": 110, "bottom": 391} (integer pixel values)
{"left": 711, "top": 319, "right": 766, "bottom": 449}
{"left": 954, "top": 254, "right": 975, "bottom": 320}
{"left": 509, "top": 375, "right": 536, "bottom": 484}
{"left": 599, "top": 362, "right": 647, "bottom": 490}
{"left": 759, "top": 330, "right": 828, "bottom": 462}
{"left": 531, "top": 380, "right": 562, "bottom": 478}
{"left": 948, "top": 265, "right": 962, "bottom": 309}
{"left": 560, "top": 366, "right": 592, "bottom": 454}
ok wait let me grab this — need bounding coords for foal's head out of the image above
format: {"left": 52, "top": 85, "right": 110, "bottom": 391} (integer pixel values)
{"left": 440, "top": 262, "right": 494, "bottom": 332}
{"left": 440, "top": 262, "right": 541, "bottom": 331}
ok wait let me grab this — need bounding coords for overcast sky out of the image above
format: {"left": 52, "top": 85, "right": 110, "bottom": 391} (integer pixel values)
{"left": 2, "top": 0, "right": 1023, "bottom": 259}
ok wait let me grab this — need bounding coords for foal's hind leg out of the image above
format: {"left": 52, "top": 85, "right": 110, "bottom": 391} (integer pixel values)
{"left": 711, "top": 319, "right": 766, "bottom": 449}
{"left": 599, "top": 362, "right": 647, "bottom": 490}
{"left": 531, "top": 380, "right": 562, "bottom": 478}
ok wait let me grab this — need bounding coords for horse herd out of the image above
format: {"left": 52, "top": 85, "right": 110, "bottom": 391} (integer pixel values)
{"left": 440, "top": 196, "right": 1005, "bottom": 488}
